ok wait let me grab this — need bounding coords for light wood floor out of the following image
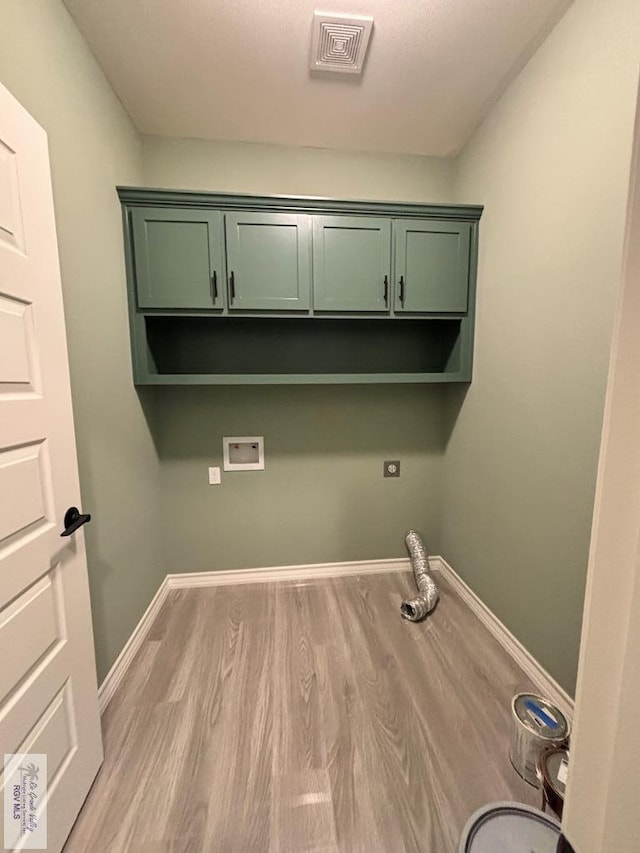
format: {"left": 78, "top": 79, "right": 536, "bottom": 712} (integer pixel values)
{"left": 64, "top": 571, "right": 539, "bottom": 852}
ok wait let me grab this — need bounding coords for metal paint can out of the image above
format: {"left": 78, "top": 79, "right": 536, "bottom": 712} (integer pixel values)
{"left": 509, "top": 693, "right": 569, "bottom": 787}
{"left": 537, "top": 747, "right": 569, "bottom": 818}
{"left": 459, "top": 801, "right": 560, "bottom": 852}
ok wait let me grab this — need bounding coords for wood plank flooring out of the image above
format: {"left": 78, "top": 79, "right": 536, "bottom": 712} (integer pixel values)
{"left": 64, "top": 571, "right": 539, "bottom": 852}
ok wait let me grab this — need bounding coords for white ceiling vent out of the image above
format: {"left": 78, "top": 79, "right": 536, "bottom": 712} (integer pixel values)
{"left": 310, "top": 13, "right": 373, "bottom": 75}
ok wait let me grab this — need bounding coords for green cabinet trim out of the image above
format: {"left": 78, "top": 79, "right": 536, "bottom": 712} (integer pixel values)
{"left": 118, "top": 188, "right": 482, "bottom": 385}
{"left": 118, "top": 187, "right": 483, "bottom": 223}
{"left": 135, "top": 372, "right": 470, "bottom": 385}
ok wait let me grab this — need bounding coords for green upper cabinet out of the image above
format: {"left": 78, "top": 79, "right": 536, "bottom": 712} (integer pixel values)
{"left": 312, "top": 216, "right": 392, "bottom": 312}
{"left": 224, "top": 212, "right": 311, "bottom": 311}
{"left": 131, "top": 207, "right": 224, "bottom": 309}
{"left": 394, "top": 219, "right": 471, "bottom": 313}
{"left": 119, "top": 187, "right": 483, "bottom": 385}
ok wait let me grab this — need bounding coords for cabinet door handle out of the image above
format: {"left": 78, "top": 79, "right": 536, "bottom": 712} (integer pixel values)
{"left": 229, "top": 271, "right": 236, "bottom": 303}
{"left": 399, "top": 275, "right": 405, "bottom": 305}
{"left": 383, "top": 275, "right": 389, "bottom": 304}
{"left": 211, "top": 270, "right": 218, "bottom": 301}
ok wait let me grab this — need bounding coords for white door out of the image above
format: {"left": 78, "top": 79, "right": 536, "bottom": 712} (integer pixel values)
{"left": 0, "top": 84, "right": 102, "bottom": 851}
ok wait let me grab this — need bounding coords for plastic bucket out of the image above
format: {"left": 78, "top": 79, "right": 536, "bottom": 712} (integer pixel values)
{"left": 459, "top": 801, "right": 561, "bottom": 852}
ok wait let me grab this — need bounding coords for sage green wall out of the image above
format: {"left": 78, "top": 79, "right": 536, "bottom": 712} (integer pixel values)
{"left": 0, "top": 0, "right": 163, "bottom": 681}
{"left": 158, "top": 386, "right": 445, "bottom": 571}
{"left": 141, "top": 135, "right": 455, "bottom": 203}
{"left": 143, "top": 137, "right": 454, "bottom": 570}
{"left": 441, "top": 0, "right": 640, "bottom": 694}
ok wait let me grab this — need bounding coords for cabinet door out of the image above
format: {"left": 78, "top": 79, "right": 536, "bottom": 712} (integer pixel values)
{"left": 131, "top": 208, "right": 224, "bottom": 309}
{"left": 313, "top": 216, "right": 391, "bottom": 312}
{"left": 225, "top": 212, "right": 311, "bottom": 311}
{"left": 394, "top": 220, "right": 471, "bottom": 313}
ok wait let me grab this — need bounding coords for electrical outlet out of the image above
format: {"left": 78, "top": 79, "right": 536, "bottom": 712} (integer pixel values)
{"left": 208, "top": 466, "right": 221, "bottom": 485}
{"left": 384, "top": 460, "right": 400, "bottom": 478}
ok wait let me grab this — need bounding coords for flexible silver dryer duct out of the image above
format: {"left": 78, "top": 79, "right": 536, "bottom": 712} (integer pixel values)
{"left": 400, "top": 530, "right": 439, "bottom": 621}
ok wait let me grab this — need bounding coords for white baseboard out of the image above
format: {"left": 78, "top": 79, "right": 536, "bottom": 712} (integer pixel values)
{"left": 166, "top": 557, "right": 412, "bottom": 589}
{"left": 433, "top": 556, "right": 574, "bottom": 721}
{"left": 99, "top": 555, "right": 573, "bottom": 723}
{"left": 97, "top": 576, "right": 171, "bottom": 715}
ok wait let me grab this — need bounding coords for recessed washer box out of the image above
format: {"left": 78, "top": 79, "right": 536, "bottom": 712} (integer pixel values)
{"left": 223, "top": 436, "right": 265, "bottom": 471}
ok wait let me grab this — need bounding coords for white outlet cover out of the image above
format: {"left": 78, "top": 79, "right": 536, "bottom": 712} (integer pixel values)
{"left": 223, "top": 436, "right": 265, "bottom": 471}
{"left": 208, "top": 466, "right": 221, "bottom": 485}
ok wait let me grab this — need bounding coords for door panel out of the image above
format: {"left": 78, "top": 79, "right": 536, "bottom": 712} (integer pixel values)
{"left": 0, "top": 441, "right": 48, "bottom": 542}
{"left": 394, "top": 219, "right": 471, "bottom": 313}
{"left": 0, "top": 82, "right": 102, "bottom": 853}
{"left": 131, "top": 207, "right": 224, "bottom": 309}
{"left": 225, "top": 212, "right": 311, "bottom": 311}
{"left": 1, "top": 573, "right": 61, "bottom": 700}
{"left": 313, "top": 216, "right": 391, "bottom": 312}
{"left": 0, "top": 136, "right": 26, "bottom": 253}
{"left": 21, "top": 680, "right": 77, "bottom": 787}
{"left": 0, "top": 295, "right": 40, "bottom": 394}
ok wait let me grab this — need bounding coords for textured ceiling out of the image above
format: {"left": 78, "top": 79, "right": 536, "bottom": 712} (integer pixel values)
{"left": 63, "top": 0, "right": 572, "bottom": 157}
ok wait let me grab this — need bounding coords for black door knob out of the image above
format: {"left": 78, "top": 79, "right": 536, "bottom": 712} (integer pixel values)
{"left": 61, "top": 506, "right": 91, "bottom": 537}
